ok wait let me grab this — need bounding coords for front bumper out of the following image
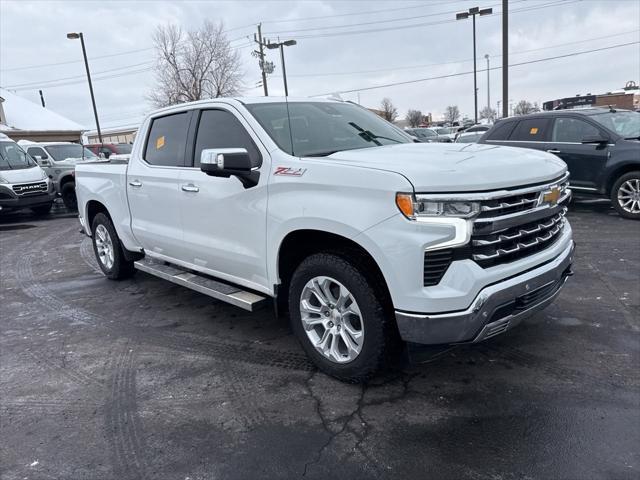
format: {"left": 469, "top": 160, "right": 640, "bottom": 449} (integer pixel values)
{"left": 396, "top": 240, "right": 575, "bottom": 345}
{"left": 0, "top": 184, "right": 56, "bottom": 211}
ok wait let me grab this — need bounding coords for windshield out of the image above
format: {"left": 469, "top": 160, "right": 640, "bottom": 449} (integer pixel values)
{"left": 0, "top": 141, "right": 37, "bottom": 171}
{"left": 47, "top": 144, "right": 98, "bottom": 162}
{"left": 415, "top": 128, "right": 436, "bottom": 137}
{"left": 245, "top": 101, "right": 412, "bottom": 157}
{"left": 589, "top": 111, "right": 640, "bottom": 139}
{"left": 114, "top": 144, "right": 132, "bottom": 154}
{"left": 435, "top": 127, "right": 451, "bottom": 135}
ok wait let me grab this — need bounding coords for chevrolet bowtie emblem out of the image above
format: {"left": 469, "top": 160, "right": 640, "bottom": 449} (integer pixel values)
{"left": 542, "top": 187, "right": 561, "bottom": 206}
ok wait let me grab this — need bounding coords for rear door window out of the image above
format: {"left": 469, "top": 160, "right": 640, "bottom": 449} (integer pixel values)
{"left": 192, "top": 109, "right": 261, "bottom": 168}
{"left": 144, "top": 112, "right": 192, "bottom": 167}
{"left": 485, "top": 121, "right": 516, "bottom": 141}
{"left": 509, "top": 118, "right": 551, "bottom": 142}
{"left": 551, "top": 117, "right": 600, "bottom": 143}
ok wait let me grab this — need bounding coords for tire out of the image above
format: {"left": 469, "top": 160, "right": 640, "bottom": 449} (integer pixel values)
{"left": 91, "top": 212, "right": 135, "bottom": 280}
{"left": 61, "top": 182, "right": 77, "bottom": 211}
{"left": 288, "top": 252, "right": 396, "bottom": 383}
{"left": 610, "top": 171, "right": 640, "bottom": 220}
{"left": 31, "top": 202, "right": 53, "bottom": 216}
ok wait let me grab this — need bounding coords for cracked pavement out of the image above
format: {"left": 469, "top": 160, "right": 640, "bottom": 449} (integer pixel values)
{"left": 1, "top": 199, "right": 639, "bottom": 479}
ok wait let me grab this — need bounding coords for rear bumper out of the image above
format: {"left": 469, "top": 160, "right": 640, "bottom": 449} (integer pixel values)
{"left": 395, "top": 240, "right": 575, "bottom": 345}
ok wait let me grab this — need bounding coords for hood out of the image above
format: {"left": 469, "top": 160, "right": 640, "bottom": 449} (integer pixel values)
{"left": 323, "top": 143, "right": 567, "bottom": 192}
{"left": 1, "top": 165, "right": 46, "bottom": 184}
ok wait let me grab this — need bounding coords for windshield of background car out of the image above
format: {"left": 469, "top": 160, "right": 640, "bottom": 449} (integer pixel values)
{"left": 589, "top": 111, "right": 640, "bottom": 139}
{"left": 0, "top": 141, "right": 36, "bottom": 170}
{"left": 245, "top": 102, "right": 412, "bottom": 157}
{"left": 47, "top": 144, "right": 98, "bottom": 161}
{"left": 435, "top": 127, "right": 451, "bottom": 135}
{"left": 115, "top": 144, "right": 133, "bottom": 154}
{"left": 416, "top": 128, "right": 436, "bottom": 137}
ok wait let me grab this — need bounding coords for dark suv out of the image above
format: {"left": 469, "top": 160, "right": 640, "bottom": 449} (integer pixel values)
{"left": 478, "top": 108, "right": 640, "bottom": 219}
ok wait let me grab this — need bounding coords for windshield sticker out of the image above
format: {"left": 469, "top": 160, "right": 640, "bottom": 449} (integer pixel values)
{"left": 274, "top": 166, "right": 306, "bottom": 177}
{"left": 530, "top": 127, "right": 539, "bottom": 135}
{"left": 156, "top": 136, "right": 165, "bottom": 150}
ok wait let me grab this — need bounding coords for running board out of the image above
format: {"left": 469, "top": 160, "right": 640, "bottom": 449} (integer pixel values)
{"left": 134, "top": 258, "right": 267, "bottom": 311}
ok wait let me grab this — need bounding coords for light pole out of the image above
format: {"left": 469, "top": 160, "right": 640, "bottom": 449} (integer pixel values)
{"left": 485, "top": 54, "right": 490, "bottom": 122}
{"left": 266, "top": 39, "right": 296, "bottom": 97}
{"left": 67, "top": 32, "right": 102, "bottom": 144}
{"left": 455, "top": 6, "right": 493, "bottom": 124}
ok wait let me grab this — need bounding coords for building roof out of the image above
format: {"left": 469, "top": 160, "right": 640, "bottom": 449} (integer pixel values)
{"left": 0, "top": 87, "right": 85, "bottom": 133}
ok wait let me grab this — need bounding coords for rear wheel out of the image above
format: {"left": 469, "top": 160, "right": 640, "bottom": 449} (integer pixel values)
{"left": 288, "top": 253, "right": 395, "bottom": 382}
{"left": 91, "top": 212, "right": 135, "bottom": 279}
{"left": 611, "top": 171, "right": 640, "bottom": 220}
{"left": 31, "top": 202, "right": 53, "bottom": 216}
{"left": 61, "top": 182, "right": 77, "bottom": 211}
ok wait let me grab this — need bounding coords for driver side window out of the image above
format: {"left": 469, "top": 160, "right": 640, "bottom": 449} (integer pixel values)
{"left": 193, "top": 109, "right": 262, "bottom": 168}
{"left": 552, "top": 118, "right": 599, "bottom": 143}
{"left": 27, "top": 147, "right": 48, "bottom": 159}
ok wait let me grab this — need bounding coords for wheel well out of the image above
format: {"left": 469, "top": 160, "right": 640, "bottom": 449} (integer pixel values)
{"left": 276, "top": 229, "right": 394, "bottom": 315}
{"left": 606, "top": 165, "right": 640, "bottom": 195}
{"left": 86, "top": 200, "right": 111, "bottom": 232}
{"left": 59, "top": 174, "right": 75, "bottom": 188}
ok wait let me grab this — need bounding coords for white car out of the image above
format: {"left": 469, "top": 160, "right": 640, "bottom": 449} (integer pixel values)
{"left": 0, "top": 133, "right": 55, "bottom": 215}
{"left": 76, "top": 97, "right": 574, "bottom": 382}
{"left": 20, "top": 141, "right": 99, "bottom": 210}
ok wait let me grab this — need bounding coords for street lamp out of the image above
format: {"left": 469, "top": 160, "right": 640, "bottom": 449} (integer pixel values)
{"left": 266, "top": 39, "right": 296, "bottom": 97}
{"left": 484, "top": 54, "right": 491, "bottom": 122}
{"left": 455, "top": 6, "right": 493, "bottom": 124}
{"left": 67, "top": 32, "right": 102, "bottom": 144}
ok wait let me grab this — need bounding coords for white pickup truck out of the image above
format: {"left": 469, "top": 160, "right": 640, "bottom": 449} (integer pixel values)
{"left": 76, "top": 97, "right": 574, "bottom": 382}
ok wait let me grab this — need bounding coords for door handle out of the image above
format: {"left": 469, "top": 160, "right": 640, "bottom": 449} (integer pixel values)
{"left": 181, "top": 184, "right": 200, "bottom": 193}
{"left": 546, "top": 149, "right": 561, "bottom": 154}
{"left": 128, "top": 180, "right": 142, "bottom": 187}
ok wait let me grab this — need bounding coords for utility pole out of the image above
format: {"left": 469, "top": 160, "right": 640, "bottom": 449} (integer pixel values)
{"left": 254, "top": 24, "right": 269, "bottom": 96}
{"left": 502, "top": 0, "right": 508, "bottom": 118}
{"left": 485, "top": 54, "right": 490, "bottom": 120}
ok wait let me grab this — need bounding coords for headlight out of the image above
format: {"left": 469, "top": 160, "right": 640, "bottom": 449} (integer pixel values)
{"left": 0, "top": 175, "right": 7, "bottom": 184}
{"left": 396, "top": 193, "right": 480, "bottom": 220}
{"left": 40, "top": 169, "right": 48, "bottom": 180}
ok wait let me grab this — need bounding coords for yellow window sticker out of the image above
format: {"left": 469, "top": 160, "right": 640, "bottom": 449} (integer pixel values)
{"left": 156, "top": 136, "right": 165, "bottom": 149}
{"left": 530, "top": 127, "right": 539, "bottom": 135}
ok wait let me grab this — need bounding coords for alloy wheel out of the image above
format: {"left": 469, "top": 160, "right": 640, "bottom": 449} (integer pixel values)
{"left": 299, "top": 276, "right": 364, "bottom": 364}
{"left": 617, "top": 178, "right": 640, "bottom": 214}
{"left": 95, "top": 224, "right": 115, "bottom": 270}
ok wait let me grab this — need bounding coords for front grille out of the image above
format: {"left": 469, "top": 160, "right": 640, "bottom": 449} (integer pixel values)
{"left": 477, "top": 191, "right": 540, "bottom": 219}
{"left": 423, "top": 249, "right": 454, "bottom": 286}
{"left": 12, "top": 181, "right": 48, "bottom": 196}
{"left": 471, "top": 209, "right": 567, "bottom": 268}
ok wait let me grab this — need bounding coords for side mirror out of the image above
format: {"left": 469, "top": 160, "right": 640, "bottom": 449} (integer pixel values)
{"left": 581, "top": 134, "right": 608, "bottom": 144}
{"left": 200, "top": 148, "right": 259, "bottom": 188}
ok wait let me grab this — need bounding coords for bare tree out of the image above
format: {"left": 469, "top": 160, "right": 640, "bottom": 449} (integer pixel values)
{"left": 149, "top": 21, "right": 243, "bottom": 108}
{"left": 479, "top": 106, "right": 497, "bottom": 122}
{"left": 444, "top": 105, "right": 460, "bottom": 124}
{"left": 406, "top": 109, "right": 423, "bottom": 128}
{"left": 513, "top": 100, "right": 541, "bottom": 116}
{"left": 380, "top": 98, "right": 398, "bottom": 122}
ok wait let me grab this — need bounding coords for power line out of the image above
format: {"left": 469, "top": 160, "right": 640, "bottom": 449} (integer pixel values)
{"left": 275, "top": 29, "right": 639, "bottom": 78}
{"left": 312, "top": 41, "right": 640, "bottom": 96}
{"left": 266, "top": 0, "right": 580, "bottom": 39}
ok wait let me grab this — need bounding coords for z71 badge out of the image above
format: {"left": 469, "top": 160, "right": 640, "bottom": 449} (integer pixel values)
{"left": 274, "top": 166, "right": 307, "bottom": 177}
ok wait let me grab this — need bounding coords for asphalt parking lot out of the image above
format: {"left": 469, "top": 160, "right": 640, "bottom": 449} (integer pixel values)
{"left": 1, "top": 199, "right": 639, "bottom": 480}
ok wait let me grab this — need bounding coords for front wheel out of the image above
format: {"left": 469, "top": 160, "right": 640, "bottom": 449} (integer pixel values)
{"left": 288, "top": 253, "right": 395, "bottom": 382}
{"left": 61, "top": 182, "right": 77, "bottom": 211}
{"left": 91, "top": 212, "right": 135, "bottom": 280}
{"left": 611, "top": 171, "right": 640, "bottom": 220}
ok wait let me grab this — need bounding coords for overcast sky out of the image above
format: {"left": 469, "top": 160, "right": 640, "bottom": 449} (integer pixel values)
{"left": 1, "top": 0, "right": 638, "bottom": 129}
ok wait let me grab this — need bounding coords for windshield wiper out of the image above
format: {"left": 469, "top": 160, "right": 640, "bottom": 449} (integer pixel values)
{"left": 624, "top": 136, "right": 640, "bottom": 140}
{"left": 348, "top": 122, "right": 403, "bottom": 146}
{"left": 305, "top": 150, "right": 342, "bottom": 157}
